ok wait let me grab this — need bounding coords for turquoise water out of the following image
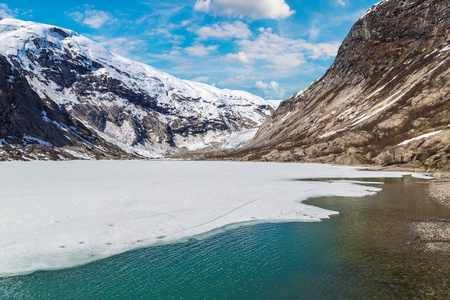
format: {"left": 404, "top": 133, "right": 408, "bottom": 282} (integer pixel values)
{"left": 1, "top": 177, "right": 449, "bottom": 299}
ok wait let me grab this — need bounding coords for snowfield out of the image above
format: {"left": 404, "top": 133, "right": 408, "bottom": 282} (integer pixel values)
{"left": 0, "top": 161, "right": 423, "bottom": 277}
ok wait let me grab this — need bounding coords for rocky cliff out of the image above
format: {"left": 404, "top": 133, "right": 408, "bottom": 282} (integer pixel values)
{"left": 0, "top": 19, "right": 273, "bottom": 160}
{"left": 223, "top": 0, "right": 450, "bottom": 170}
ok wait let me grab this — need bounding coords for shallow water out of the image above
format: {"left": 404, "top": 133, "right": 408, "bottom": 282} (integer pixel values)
{"left": 1, "top": 177, "right": 449, "bottom": 299}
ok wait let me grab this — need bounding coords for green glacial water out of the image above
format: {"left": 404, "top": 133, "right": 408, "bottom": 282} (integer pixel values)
{"left": 1, "top": 177, "right": 449, "bottom": 299}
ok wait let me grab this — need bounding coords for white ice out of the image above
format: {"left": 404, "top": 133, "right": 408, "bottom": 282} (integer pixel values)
{"left": 0, "top": 161, "right": 419, "bottom": 277}
{"left": 223, "top": 128, "right": 259, "bottom": 148}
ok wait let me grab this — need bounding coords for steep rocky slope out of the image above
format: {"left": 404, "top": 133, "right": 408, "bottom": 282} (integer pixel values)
{"left": 224, "top": 0, "right": 450, "bottom": 170}
{"left": 0, "top": 18, "right": 273, "bottom": 160}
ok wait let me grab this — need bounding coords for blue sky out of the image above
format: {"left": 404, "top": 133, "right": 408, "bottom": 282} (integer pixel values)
{"left": 1, "top": 0, "right": 380, "bottom": 99}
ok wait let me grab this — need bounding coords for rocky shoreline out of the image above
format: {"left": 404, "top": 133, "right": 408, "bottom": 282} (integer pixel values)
{"left": 427, "top": 179, "right": 450, "bottom": 210}
{"left": 409, "top": 173, "right": 450, "bottom": 255}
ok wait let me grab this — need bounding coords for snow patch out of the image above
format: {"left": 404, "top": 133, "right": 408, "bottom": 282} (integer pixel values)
{"left": 360, "top": 0, "right": 392, "bottom": 20}
{"left": 104, "top": 120, "right": 137, "bottom": 145}
{"left": 42, "top": 111, "right": 50, "bottom": 122}
{"left": 398, "top": 129, "right": 446, "bottom": 146}
{"left": 63, "top": 150, "right": 93, "bottom": 160}
{"left": 266, "top": 100, "right": 282, "bottom": 109}
{"left": 319, "top": 128, "right": 347, "bottom": 139}
{"left": 351, "top": 85, "right": 413, "bottom": 127}
{"left": 22, "top": 135, "right": 53, "bottom": 147}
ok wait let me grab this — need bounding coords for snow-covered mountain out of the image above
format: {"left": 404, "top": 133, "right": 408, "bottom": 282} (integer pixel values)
{"left": 222, "top": 0, "right": 450, "bottom": 170}
{"left": 0, "top": 18, "right": 273, "bottom": 160}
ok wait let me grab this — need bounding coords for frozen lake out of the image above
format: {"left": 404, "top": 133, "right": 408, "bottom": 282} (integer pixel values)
{"left": 0, "top": 160, "right": 418, "bottom": 277}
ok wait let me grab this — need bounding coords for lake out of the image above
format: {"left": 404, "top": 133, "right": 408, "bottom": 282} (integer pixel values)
{"left": 0, "top": 161, "right": 448, "bottom": 299}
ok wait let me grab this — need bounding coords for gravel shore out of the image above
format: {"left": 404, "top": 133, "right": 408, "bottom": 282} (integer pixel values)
{"left": 410, "top": 177, "right": 450, "bottom": 255}
{"left": 427, "top": 180, "right": 450, "bottom": 210}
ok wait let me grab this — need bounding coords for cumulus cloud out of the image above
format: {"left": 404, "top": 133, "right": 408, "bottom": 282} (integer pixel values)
{"left": 185, "top": 44, "right": 218, "bottom": 56}
{"left": 194, "top": 0, "right": 295, "bottom": 20}
{"left": 254, "top": 80, "right": 286, "bottom": 99}
{"left": 225, "top": 51, "right": 251, "bottom": 64}
{"left": 194, "top": 21, "right": 251, "bottom": 40}
{"left": 68, "top": 7, "right": 112, "bottom": 29}
{"left": 228, "top": 31, "right": 340, "bottom": 70}
{"left": 336, "top": 0, "right": 349, "bottom": 6}
{"left": 194, "top": 0, "right": 211, "bottom": 13}
{"left": 0, "top": 3, "right": 17, "bottom": 19}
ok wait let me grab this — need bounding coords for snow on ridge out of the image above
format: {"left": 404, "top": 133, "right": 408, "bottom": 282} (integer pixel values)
{"left": 0, "top": 18, "right": 268, "bottom": 111}
{"left": 0, "top": 19, "right": 268, "bottom": 111}
{"left": 0, "top": 19, "right": 78, "bottom": 57}
{"left": 0, "top": 18, "right": 273, "bottom": 156}
{"left": 360, "top": 0, "right": 393, "bottom": 20}
{"left": 266, "top": 100, "right": 282, "bottom": 109}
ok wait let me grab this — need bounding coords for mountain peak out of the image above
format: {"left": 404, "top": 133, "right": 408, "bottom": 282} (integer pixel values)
{"left": 0, "top": 18, "right": 274, "bottom": 160}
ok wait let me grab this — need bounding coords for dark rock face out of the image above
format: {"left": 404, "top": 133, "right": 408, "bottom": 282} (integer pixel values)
{"left": 0, "top": 55, "right": 136, "bottom": 160}
{"left": 226, "top": 0, "right": 450, "bottom": 170}
{"left": 0, "top": 19, "right": 272, "bottom": 160}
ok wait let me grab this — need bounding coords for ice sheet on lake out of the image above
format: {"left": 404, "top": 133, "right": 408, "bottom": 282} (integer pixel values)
{"left": 0, "top": 161, "right": 418, "bottom": 277}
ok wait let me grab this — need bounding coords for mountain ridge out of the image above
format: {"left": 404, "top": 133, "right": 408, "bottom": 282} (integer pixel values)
{"left": 213, "top": 0, "right": 450, "bottom": 170}
{"left": 0, "top": 18, "right": 273, "bottom": 160}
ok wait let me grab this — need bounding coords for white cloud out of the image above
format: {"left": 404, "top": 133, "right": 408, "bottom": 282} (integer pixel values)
{"left": 194, "top": 21, "right": 251, "bottom": 40}
{"left": 218, "top": 72, "right": 253, "bottom": 86}
{"left": 135, "top": 6, "right": 187, "bottom": 45}
{"left": 228, "top": 31, "right": 340, "bottom": 70}
{"left": 336, "top": 0, "right": 349, "bottom": 6}
{"left": 0, "top": 3, "right": 16, "bottom": 19}
{"left": 185, "top": 44, "right": 218, "bottom": 56}
{"left": 68, "top": 7, "right": 112, "bottom": 29}
{"left": 169, "top": 50, "right": 182, "bottom": 55}
{"left": 194, "top": 0, "right": 211, "bottom": 13}
{"left": 225, "top": 51, "right": 251, "bottom": 64}
{"left": 194, "top": 0, "right": 295, "bottom": 20}
{"left": 308, "top": 26, "right": 321, "bottom": 41}
{"left": 254, "top": 80, "right": 286, "bottom": 99}
{"left": 83, "top": 11, "right": 112, "bottom": 28}
{"left": 90, "top": 36, "right": 147, "bottom": 57}
{"left": 191, "top": 76, "right": 211, "bottom": 83}
{"left": 181, "top": 20, "right": 191, "bottom": 27}
{"left": 149, "top": 26, "right": 185, "bottom": 44}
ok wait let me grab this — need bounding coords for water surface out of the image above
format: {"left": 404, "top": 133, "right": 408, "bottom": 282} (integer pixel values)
{"left": 1, "top": 177, "right": 449, "bottom": 299}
